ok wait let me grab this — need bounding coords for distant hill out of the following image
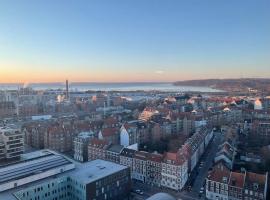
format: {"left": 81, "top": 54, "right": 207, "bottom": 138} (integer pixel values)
{"left": 174, "top": 78, "right": 270, "bottom": 93}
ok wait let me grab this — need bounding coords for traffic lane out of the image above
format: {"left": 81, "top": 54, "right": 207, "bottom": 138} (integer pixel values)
{"left": 191, "top": 133, "right": 222, "bottom": 194}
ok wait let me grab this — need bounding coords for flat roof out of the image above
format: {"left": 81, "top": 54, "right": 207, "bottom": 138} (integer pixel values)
{"left": 69, "top": 159, "right": 128, "bottom": 184}
{"left": 0, "top": 155, "right": 72, "bottom": 184}
{"left": 0, "top": 155, "right": 128, "bottom": 199}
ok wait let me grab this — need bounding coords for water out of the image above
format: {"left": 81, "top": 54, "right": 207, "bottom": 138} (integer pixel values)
{"left": 0, "top": 82, "right": 221, "bottom": 92}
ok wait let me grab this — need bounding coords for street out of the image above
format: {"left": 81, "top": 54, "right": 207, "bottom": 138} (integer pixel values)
{"left": 131, "top": 132, "right": 224, "bottom": 200}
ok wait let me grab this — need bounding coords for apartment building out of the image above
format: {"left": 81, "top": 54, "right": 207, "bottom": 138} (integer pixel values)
{"left": 88, "top": 138, "right": 110, "bottom": 161}
{"left": 120, "top": 123, "right": 139, "bottom": 147}
{"left": 105, "top": 144, "right": 124, "bottom": 164}
{"left": 44, "top": 123, "right": 76, "bottom": 153}
{"left": 161, "top": 152, "right": 188, "bottom": 191}
{"left": 0, "top": 101, "right": 17, "bottom": 118}
{"left": 23, "top": 122, "right": 47, "bottom": 149}
{"left": 252, "top": 120, "right": 270, "bottom": 138}
{"left": 73, "top": 131, "right": 95, "bottom": 162}
{"left": 0, "top": 125, "right": 24, "bottom": 160}
{"left": 206, "top": 162, "right": 268, "bottom": 200}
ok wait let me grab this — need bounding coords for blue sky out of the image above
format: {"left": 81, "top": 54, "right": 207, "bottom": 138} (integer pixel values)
{"left": 0, "top": 0, "right": 269, "bottom": 82}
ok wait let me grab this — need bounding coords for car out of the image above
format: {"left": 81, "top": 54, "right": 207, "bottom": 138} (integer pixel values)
{"left": 199, "top": 188, "right": 204, "bottom": 194}
{"left": 135, "top": 189, "right": 144, "bottom": 195}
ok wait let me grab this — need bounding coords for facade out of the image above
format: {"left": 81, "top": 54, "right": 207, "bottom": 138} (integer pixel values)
{"left": 0, "top": 101, "right": 17, "bottom": 118}
{"left": 252, "top": 121, "right": 270, "bottom": 138}
{"left": 23, "top": 122, "right": 46, "bottom": 149}
{"left": 119, "top": 148, "right": 136, "bottom": 173}
{"left": 73, "top": 131, "right": 95, "bottom": 162}
{"left": 161, "top": 152, "right": 188, "bottom": 191}
{"left": 0, "top": 142, "right": 5, "bottom": 160}
{"left": 105, "top": 144, "right": 124, "bottom": 163}
{"left": 214, "top": 141, "right": 236, "bottom": 170}
{"left": 44, "top": 123, "right": 76, "bottom": 153}
{"left": 146, "top": 154, "right": 163, "bottom": 187}
{"left": 132, "top": 151, "right": 148, "bottom": 182}
{"left": 206, "top": 162, "right": 268, "bottom": 200}
{"left": 0, "top": 126, "right": 24, "bottom": 160}
{"left": 120, "top": 123, "right": 139, "bottom": 147}
{"left": 88, "top": 138, "right": 110, "bottom": 161}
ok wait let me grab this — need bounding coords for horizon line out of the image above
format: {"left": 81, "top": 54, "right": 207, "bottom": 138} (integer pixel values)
{"left": 0, "top": 77, "right": 269, "bottom": 84}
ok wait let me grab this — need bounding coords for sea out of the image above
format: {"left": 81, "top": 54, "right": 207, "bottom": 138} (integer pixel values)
{"left": 0, "top": 82, "right": 221, "bottom": 93}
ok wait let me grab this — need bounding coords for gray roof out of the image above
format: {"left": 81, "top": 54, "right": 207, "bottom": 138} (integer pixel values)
{"left": 0, "top": 155, "right": 72, "bottom": 184}
{"left": 69, "top": 159, "right": 128, "bottom": 184}
{"left": 107, "top": 144, "right": 124, "bottom": 153}
{"left": 146, "top": 193, "right": 177, "bottom": 200}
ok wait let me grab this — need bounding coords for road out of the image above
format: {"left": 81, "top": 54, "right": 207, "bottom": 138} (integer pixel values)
{"left": 189, "top": 132, "right": 223, "bottom": 198}
{"left": 131, "top": 132, "right": 224, "bottom": 200}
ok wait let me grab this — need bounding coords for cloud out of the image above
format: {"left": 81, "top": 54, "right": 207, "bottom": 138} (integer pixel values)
{"left": 155, "top": 70, "right": 164, "bottom": 75}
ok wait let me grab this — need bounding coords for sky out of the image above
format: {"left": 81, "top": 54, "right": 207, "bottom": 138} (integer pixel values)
{"left": 0, "top": 0, "right": 269, "bottom": 83}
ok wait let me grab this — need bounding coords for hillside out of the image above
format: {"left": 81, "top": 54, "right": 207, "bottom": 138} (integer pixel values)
{"left": 174, "top": 78, "right": 270, "bottom": 93}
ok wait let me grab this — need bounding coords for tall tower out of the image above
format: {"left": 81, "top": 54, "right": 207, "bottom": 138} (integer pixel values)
{"left": 66, "top": 79, "right": 69, "bottom": 100}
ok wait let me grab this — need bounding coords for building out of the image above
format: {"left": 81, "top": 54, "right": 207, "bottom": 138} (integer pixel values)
{"left": 206, "top": 162, "right": 268, "bottom": 200}
{"left": 0, "top": 150, "right": 75, "bottom": 192}
{"left": 205, "top": 162, "right": 231, "bottom": 200}
{"left": 243, "top": 171, "right": 268, "bottom": 200}
{"left": 0, "top": 101, "right": 17, "bottom": 118}
{"left": 161, "top": 152, "right": 188, "bottom": 191}
{"left": 73, "top": 131, "right": 95, "bottom": 162}
{"left": 105, "top": 144, "right": 124, "bottom": 163}
{"left": 0, "top": 151, "right": 131, "bottom": 200}
{"left": 146, "top": 153, "right": 163, "bottom": 187}
{"left": 139, "top": 107, "right": 159, "bottom": 122}
{"left": 98, "top": 127, "right": 120, "bottom": 145}
{"left": 13, "top": 160, "right": 131, "bottom": 200}
{"left": 252, "top": 120, "right": 270, "bottom": 138}
{"left": 88, "top": 138, "right": 110, "bottom": 161}
{"left": 132, "top": 151, "right": 148, "bottom": 183}
{"left": 0, "top": 125, "right": 24, "bottom": 160}
{"left": 214, "top": 141, "right": 236, "bottom": 169}
{"left": 120, "top": 123, "right": 139, "bottom": 147}
{"left": 119, "top": 148, "right": 136, "bottom": 173}
{"left": 0, "top": 142, "right": 5, "bottom": 160}
{"left": 44, "top": 123, "right": 76, "bottom": 153}
{"left": 23, "top": 122, "right": 47, "bottom": 149}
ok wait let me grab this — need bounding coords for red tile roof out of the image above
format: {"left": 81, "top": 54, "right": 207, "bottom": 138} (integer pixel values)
{"left": 101, "top": 127, "right": 119, "bottom": 137}
{"left": 229, "top": 172, "right": 245, "bottom": 188}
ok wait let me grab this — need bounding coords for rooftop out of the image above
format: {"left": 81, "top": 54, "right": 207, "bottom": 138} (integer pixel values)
{"left": 68, "top": 159, "right": 128, "bottom": 184}
{"left": 0, "top": 154, "right": 72, "bottom": 185}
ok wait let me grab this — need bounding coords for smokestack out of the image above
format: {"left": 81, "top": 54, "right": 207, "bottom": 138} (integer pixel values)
{"left": 66, "top": 79, "right": 69, "bottom": 100}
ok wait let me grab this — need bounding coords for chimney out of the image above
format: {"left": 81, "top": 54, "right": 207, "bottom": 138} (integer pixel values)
{"left": 66, "top": 79, "right": 69, "bottom": 100}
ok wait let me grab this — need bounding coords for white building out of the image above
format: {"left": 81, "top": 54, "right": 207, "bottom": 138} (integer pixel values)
{"left": 120, "top": 123, "right": 139, "bottom": 147}
{"left": 161, "top": 152, "right": 188, "bottom": 191}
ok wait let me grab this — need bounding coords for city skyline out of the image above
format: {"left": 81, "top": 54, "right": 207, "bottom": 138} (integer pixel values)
{"left": 0, "top": 0, "right": 270, "bottom": 83}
